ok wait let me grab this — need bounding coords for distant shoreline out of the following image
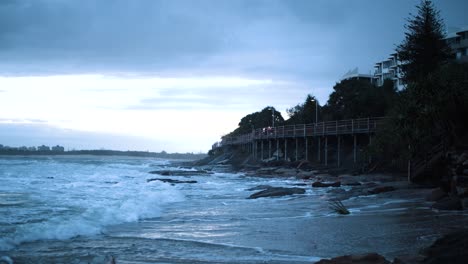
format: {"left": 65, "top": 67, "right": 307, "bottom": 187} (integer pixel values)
{"left": 0, "top": 149, "right": 207, "bottom": 160}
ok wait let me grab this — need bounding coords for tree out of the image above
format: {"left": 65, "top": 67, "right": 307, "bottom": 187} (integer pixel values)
{"left": 285, "top": 94, "right": 320, "bottom": 125}
{"left": 371, "top": 1, "right": 468, "bottom": 172}
{"left": 322, "top": 79, "right": 397, "bottom": 120}
{"left": 397, "top": 0, "right": 451, "bottom": 84}
{"left": 228, "top": 107, "right": 284, "bottom": 136}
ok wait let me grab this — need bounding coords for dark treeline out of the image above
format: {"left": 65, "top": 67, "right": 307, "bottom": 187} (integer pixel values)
{"left": 224, "top": 0, "right": 468, "bottom": 169}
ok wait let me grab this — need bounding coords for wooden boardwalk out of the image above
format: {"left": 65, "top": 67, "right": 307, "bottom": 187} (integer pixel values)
{"left": 212, "top": 116, "right": 443, "bottom": 182}
{"left": 216, "top": 117, "right": 384, "bottom": 147}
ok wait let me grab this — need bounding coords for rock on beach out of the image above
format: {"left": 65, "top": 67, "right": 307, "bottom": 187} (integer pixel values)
{"left": 248, "top": 187, "right": 305, "bottom": 199}
{"left": 314, "top": 253, "right": 392, "bottom": 264}
{"left": 312, "top": 181, "right": 341, "bottom": 188}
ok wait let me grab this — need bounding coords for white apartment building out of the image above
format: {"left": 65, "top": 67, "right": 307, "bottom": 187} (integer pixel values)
{"left": 446, "top": 26, "right": 468, "bottom": 63}
{"left": 372, "top": 26, "right": 468, "bottom": 90}
{"left": 373, "top": 53, "right": 404, "bottom": 90}
{"left": 340, "top": 67, "right": 373, "bottom": 82}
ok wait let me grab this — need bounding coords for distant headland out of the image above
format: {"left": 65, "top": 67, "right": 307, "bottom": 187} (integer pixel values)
{"left": 0, "top": 144, "right": 206, "bottom": 160}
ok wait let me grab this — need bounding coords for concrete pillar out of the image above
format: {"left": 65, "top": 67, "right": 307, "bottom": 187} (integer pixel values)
{"left": 295, "top": 138, "right": 298, "bottom": 161}
{"left": 337, "top": 136, "right": 341, "bottom": 167}
{"left": 254, "top": 141, "right": 257, "bottom": 159}
{"left": 353, "top": 135, "right": 357, "bottom": 163}
{"left": 261, "top": 140, "right": 264, "bottom": 160}
{"left": 318, "top": 137, "right": 321, "bottom": 162}
{"left": 324, "top": 136, "right": 328, "bottom": 166}
{"left": 256, "top": 141, "right": 259, "bottom": 160}
{"left": 252, "top": 141, "right": 255, "bottom": 158}
{"left": 269, "top": 140, "right": 272, "bottom": 159}
{"left": 276, "top": 139, "right": 279, "bottom": 161}
{"left": 284, "top": 139, "right": 288, "bottom": 161}
{"left": 369, "top": 135, "right": 372, "bottom": 164}
{"left": 305, "top": 137, "right": 309, "bottom": 161}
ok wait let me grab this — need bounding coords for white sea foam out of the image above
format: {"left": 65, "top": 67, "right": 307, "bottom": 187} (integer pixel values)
{"left": 0, "top": 156, "right": 183, "bottom": 250}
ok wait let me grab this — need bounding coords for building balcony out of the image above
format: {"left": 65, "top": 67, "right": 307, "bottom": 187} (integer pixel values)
{"left": 450, "top": 38, "right": 468, "bottom": 50}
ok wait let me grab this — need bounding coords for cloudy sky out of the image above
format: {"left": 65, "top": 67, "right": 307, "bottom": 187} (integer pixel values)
{"left": 1, "top": 0, "right": 467, "bottom": 152}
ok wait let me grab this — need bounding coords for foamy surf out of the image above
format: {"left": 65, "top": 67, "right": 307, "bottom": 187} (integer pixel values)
{"left": 0, "top": 156, "right": 183, "bottom": 251}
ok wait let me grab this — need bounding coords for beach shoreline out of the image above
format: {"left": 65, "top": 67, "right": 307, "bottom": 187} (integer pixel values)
{"left": 187, "top": 148, "right": 468, "bottom": 263}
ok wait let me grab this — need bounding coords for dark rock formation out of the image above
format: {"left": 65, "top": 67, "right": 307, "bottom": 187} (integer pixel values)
{"left": 421, "top": 229, "right": 468, "bottom": 264}
{"left": 312, "top": 181, "right": 341, "bottom": 188}
{"left": 431, "top": 197, "right": 462, "bottom": 210}
{"left": 147, "top": 178, "right": 197, "bottom": 184}
{"left": 314, "top": 253, "right": 391, "bottom": 264}
{"left": 148, "top": 170, "right": 212, "bottom": 176}
{"left": 425, "top": 188, "right": 447, "bottom": 202}
{"left": 248, "top": 187, "right": 305, "bottom": 199}
{"left": 368, "top": 186, "right": 396, "bottom": 195}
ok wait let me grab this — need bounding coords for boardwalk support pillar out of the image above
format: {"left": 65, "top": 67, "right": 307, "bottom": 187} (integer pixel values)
{"left": 276, "top": 139, "right": 279, "bottom": 160}
{"left": 295, "top": 138, "right": 298, "bottom": 161}
{"left": 261, "top": 141, "right": 264, "bottom": 160}
{"left": 252, "top": 141, "right": 255, "bottom": 159}
{"left": 324, "top": 136, "right": 328, "bottom": 166}
{"left": 353, "top": 135, "right": 357, "bottom": 163}
{"left": 305, "top": 137, "right": 309, "bottom": 161}
{"left": 269, "top": 140, "right": 272, "bottom": 159}
{"left": 337, "top": 136, "right": 341, "bottom": 167}
{"left": 318, "top": 137, "right": 321, "bottom": 162}
{"left": 284, "top": 139, "right": 288, "bottom": 161}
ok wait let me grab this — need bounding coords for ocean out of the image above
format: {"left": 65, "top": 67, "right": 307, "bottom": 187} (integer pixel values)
{"left": 1, "top": 155, "right": 467, "bottom": 263}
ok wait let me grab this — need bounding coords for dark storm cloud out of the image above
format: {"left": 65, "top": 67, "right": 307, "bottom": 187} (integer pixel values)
{"left": 0, "top": 0, "right": 467, "bottom": 82}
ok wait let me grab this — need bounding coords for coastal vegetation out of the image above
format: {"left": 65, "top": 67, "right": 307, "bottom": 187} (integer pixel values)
{"left": 220, "top": 0, "right": 468, "bottom": 179}
{"left": 329, "top": 200, "right": 350, "bottom": 215}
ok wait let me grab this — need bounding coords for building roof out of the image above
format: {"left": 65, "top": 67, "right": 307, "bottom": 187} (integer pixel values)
{"left": 446, "top": 26, "right": 468, "bottom": 39}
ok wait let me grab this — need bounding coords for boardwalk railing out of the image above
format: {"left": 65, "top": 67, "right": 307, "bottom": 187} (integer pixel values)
{"left": 218, "top": 117, "right": 385, "bottom": 147}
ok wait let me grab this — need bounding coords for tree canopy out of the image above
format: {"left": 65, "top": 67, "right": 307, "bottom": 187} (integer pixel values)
{"left": 322, "top": 79, "right": 397, "bottom": 121}
{"left": 372, "top": 1, "right": 468, "bottom": 164}
{"left": 397, "top": 0, "right": 451, "bottom": 84}
{"left": 285, "top": 94, "right": 320, "bottom": 125}
{"left": 228, "top": 107, "right": 284, "bottom": 136}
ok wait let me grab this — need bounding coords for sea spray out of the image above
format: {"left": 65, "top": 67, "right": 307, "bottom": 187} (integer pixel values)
{"left": 0, "top": 156, "right": 183, "bottom": 250}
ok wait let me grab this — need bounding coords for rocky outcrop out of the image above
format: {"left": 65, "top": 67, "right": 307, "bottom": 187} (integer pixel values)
{"left": 149, "top": 170, "right": 212, "bottom": 176}
{"left": 429, "top": 149, "right": 468, "bottom": 210}
{"left": 425, "top": 188, "right": 447, "bottom": 202}
{"left": 421, "top": 229, "right": 468, "bottom": 264}
{"left": 368, "top": 186, "right": 396, "bottom": 195}
{"left": 248, "top": 187, "right": 305, "bottom": 199}
{"left": 431, "top": 197, "right": 462, "bottom": 210}
{"left": 312, "top": 181, "right": 341, "bottom": 188}
{"left": 297, "top": 170, "right": 315, "bottom": 179}
{"left": 314, "top": 253, "right": 392, "bottom": 264}
{"left": 147, "top": 178, "right": 197, "bottom": 184}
